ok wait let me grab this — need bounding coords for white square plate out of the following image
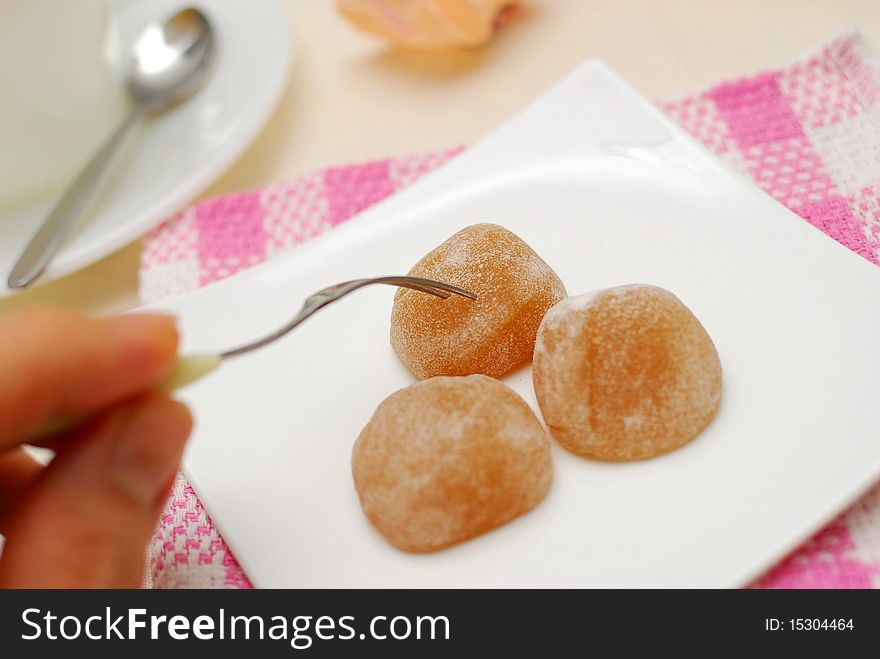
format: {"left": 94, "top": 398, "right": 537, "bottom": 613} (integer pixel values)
{"left": 150, "top": 62, "right": 880, "bottom": 587}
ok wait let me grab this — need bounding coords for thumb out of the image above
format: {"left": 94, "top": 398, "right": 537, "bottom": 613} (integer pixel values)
{"left": 0, "top": 394, "right": 191, "bottom": 588}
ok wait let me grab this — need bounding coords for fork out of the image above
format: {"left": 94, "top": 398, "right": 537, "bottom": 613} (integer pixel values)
{"left": 30, "top": 276, "right": 475, "bottom": 440}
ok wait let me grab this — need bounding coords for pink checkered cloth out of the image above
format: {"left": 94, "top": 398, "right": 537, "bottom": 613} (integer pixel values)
{"left": 144, "top": 32, "right": 880, "bottom": 588}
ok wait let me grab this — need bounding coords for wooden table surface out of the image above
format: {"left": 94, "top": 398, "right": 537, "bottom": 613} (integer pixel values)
{"left": 2, "top": 0, "right": 877, "bottom": 315}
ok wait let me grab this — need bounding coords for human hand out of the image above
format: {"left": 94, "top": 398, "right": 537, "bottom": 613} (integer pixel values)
{"left": 0, "top": 308, "right": 191, "bottom": 588}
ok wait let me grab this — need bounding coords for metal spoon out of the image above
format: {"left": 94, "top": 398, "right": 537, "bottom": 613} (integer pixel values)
{"left": 8, "top": 7, "right": 216, "bottom": 289}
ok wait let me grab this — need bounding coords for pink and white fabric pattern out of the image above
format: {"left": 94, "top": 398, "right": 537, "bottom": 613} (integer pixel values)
{"left": 143, "top": 32, "right": 880, "bottom": 588}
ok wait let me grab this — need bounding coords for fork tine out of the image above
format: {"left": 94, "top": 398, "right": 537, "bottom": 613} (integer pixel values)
{"left": 219, "top": 275, "right": 476, "bottom": 359}
{"left": 372, "top": 276, "right": 476, "bottom": 300}
{"left": 398, "top": 284, "right": 452, "bottom": 299}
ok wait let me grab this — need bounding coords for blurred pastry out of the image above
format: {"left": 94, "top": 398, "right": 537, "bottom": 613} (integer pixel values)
{"left": 533, "top": 285, "right": 722, "bottom": 461}
{"left": 337, "top": 0, "right": 522, "bottom": 49}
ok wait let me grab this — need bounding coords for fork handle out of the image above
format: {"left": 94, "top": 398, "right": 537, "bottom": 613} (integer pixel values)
{"left": 24, "top": 353, "right": 222, "bottom": 443}
{"left": 160, "top": 352, "right": 223, "bottom": 391}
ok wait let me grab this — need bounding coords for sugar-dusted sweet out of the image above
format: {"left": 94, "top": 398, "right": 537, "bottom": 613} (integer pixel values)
{"left": 391, "top": 223, "right": 566, "bottom": 379}
{"left": 533, "top": 285, "right": 722, "bottom": 461}
{"left": 352, "top": 374, "right": 553, "bottom": 553}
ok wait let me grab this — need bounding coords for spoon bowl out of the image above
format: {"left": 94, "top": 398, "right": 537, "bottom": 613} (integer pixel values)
{"left": 129, "top": 8, "right": 215, "bottom": 110}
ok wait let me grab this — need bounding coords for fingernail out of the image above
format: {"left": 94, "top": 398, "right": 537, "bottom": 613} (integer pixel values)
{"left": 106, "top": 314, "right": 179, "bottom": 380}
{"left": 110, "top": 396, "right": 192, "bottom": 506}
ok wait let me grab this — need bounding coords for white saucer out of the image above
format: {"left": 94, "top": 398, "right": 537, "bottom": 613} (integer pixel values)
{"left": 0, "top": 0, "right": 291, "bottom": 297}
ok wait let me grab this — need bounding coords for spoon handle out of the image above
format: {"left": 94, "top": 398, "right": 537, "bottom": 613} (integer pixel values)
{"left": 7, "top": 108, "right": 144, "bottom": 289}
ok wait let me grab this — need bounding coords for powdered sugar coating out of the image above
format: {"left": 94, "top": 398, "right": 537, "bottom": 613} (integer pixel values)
{"left": 533, "top": 285, "right": 722, "bottom": 461}
{"left": 391, "top": 224, "right": 566, "bottom": 379}
{"left": 352, "top": 375, "right": 553, "bottom": 553}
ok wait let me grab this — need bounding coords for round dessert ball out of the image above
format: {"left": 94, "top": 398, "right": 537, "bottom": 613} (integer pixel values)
{"left": 533, "top": 285, "right": 722, "bottom": 461}
{"left": 352, "top": 374, "right": 553, "bottom": 553}
{"left": 391, "top": 223, "right": 566, "bottom": 379}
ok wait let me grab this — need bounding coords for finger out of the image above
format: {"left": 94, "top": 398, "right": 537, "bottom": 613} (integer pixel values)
{"left": 0, "top": 308, "right": 178, "bottom": 449}
{"left": 0, "top": 448, "right": 43, "bottom": 531}
{"left": 0, "top": 394, "right": 192, "bottom": 588}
